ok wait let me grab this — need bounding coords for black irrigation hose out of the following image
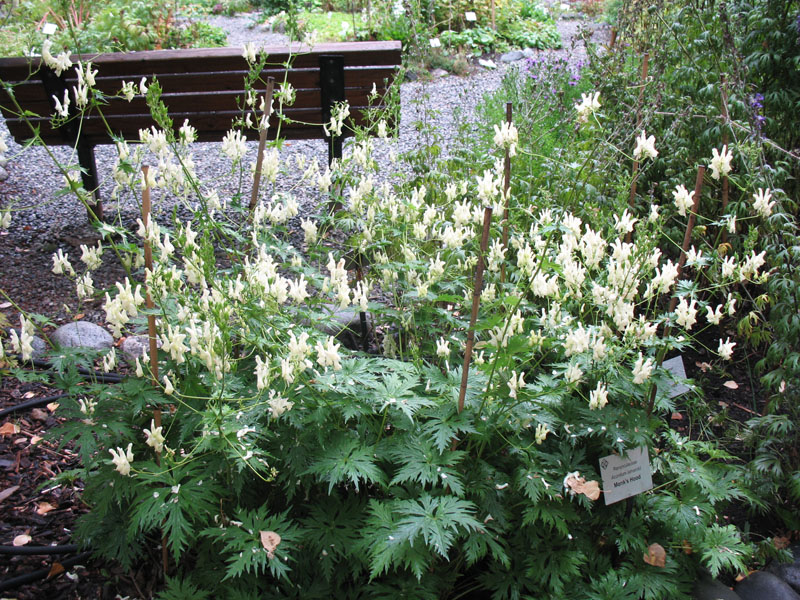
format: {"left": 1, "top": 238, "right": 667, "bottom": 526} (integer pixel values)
{"left": 27, "top": 358, "right": 125, "bottom": 383}
{"left": 0, "top": 544, "right": 80, "bottom": 555}
{"left": 0, "top": 394, "right": 70, "bottom": 419}
{"left": 0, "top": 550, "right": 92, "bottom": 592}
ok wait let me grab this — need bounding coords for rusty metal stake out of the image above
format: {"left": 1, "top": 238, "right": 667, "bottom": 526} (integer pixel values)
{"left": 458, "top": 206, "right": 493, "bottom": 414}
{"left": 249, "top": 77, "right": 276, "bottom": 214}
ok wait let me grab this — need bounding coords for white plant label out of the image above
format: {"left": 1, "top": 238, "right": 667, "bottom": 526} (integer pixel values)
{"left": 661, "top": 355, "right": 691, "bottom": 398}
{"left": 42, "top": 23, "right": 58, "bottom": 36}
{"left": 599, "top": 446, "right": 654, "bottom": 505}
{"left": 465, "top": 11, "right": 477, "bottom": 21}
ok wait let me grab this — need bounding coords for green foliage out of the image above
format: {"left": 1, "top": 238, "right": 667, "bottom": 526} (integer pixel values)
{"left": 3, "top": 3, "right": 796, "bottom": 596}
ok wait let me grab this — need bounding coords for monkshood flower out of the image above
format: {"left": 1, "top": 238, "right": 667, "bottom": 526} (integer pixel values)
{"left": 221, "top": 129, "right": 247, "bottom": 162}
{"left": 633, "top": 130, "right": 658, "bottom": 160}
{"left": 752, "top": 188, "right": 775, "bottom": 218}
{"left": 52, "top": 89, "right": 70, "bottom": 118}
{"left": 41, "top": 40, "right": 72, "bottom": 76}
{"left": 52, "top": 249, "right": 75, "bottom": 275}
{"left": 80, "top": 242, "right": 103, "bottom": 271}
{"left": 718, "top": 338, "right": 736, "bottom": 361}
{"left": 242, "top": 42, "right": 257, "bottom": 64}
{"left": 436, "top": 337, "right": 450, "bottom": 358}
{"left": 709, "top": 145, "right": 733, "bottom": 180}
{"left": 632, "top": 353, "right": 654, "bottom": 384}
{"left": 109, "top": 444, "right": 134, "bottom": 476}
{"left": 535, "top": 424, "right": 549, "bottom": 445}
{"left": 144, "top": 419, "right": 165, "bottom": 453}
{"left": 493, "top": 121, "right": 518, "bottom": 157}
{"left": 588, "top": 382, "right": 608, "bottom": 410}
{"left": 268, "top": 390, "right": 294, "bottom": 418}
{"left": 120, "top": 81, "right": 136, "bottom": 102}
{"left": 316, "top": 336, "right": 342, "bottom": 371}
{"left": 672, "top": 184, "right": 694, "bottom": 217}
{"left": 574, "top": 91, "right": 600, "bottom": 123}
{"left": 675, "top": 297, "right": 698, "bottom": 330}
{"left": 706, "top": 304, "right": 724, "bottom": 325}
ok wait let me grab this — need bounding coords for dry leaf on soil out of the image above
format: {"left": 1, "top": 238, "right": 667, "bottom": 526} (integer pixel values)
{"left": 643, "top": 542, "right": 666, "bottom": 567}
{"left": 260, "top": 531, "right": 281, "bottom": 559}
{"left": 36, "top": 502, "right": 57, "bottom": 515}
{"left": 723, "top": 381, "right": 739, "bottom": 389}
{"left": 46, "top": 402, "right": 60, "bottom": 412}
{"left": 47, "top": 562, "right": 65, "bottom": 579}
{"left": 13, "top": 534, "right": 32, "bottom": 547}
{"left": 0, "top": 485, "right": 20, "bottom": 503}
{"left": 564, "top": 474, "right": 601, "bottom": 501}
{"left": 695, "top": 361, "right": 712, "bottom": 372}
{"left": 773, "top": 536, "right": 791, "bottom": 550}
{"left": 31, "top": 408, "right": 49, "bottom": 421}
{"left": 22, "top": 391, "right": 36, "bottom": 399}
{"left": 0, "top": 422, "right": 20, "bottom": 436}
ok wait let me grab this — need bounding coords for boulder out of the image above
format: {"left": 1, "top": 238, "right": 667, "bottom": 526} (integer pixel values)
{"left": 121, "top": 335, "right": 157, "bottom": 365}
{"left": 523, "top": 48, "right": 536, "bottom": 58}
{"left": 767, "top": 544, "right": 800, "bottom": 593}
{"left": 0, "top": 166, "right": 8, "bottom": 182}
{"left": 693, "top": 573, "right": 743, "bottom": 600}
{"left": 312, "top": 304, "right": 374, "bottom": 351}
{"left": 736, "top": 571, "right": 800, "bottom": 600}
{"left": 500, "top": 50, "right": 524, "bottom": 63}
{"left": 430, "top": 68, "right": 449, "bottom": 78}
{"left": 51, "top": 321, "right": 113, "bottom": 351}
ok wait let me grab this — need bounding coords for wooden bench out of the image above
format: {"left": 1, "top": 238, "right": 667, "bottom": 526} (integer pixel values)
{"left": 0, "top": 41, "right": 401, "bottom": 220}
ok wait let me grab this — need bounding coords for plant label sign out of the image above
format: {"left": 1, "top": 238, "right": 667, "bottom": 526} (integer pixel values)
{"left": 42, "top": 22, "right": 58, "bottom": 36}
{"left": 660, "top": 355, "right": 691, "bottom": 398}
{"left": 599, "top": 446, "right": 653, "bottom": 505}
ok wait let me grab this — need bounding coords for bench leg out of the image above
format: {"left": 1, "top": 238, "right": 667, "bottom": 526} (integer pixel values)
{"left": 319, "top": 55, "right": 345, "bottom": 167}
{"left": 77, "top": 144, "right": 103, "bottom": 222}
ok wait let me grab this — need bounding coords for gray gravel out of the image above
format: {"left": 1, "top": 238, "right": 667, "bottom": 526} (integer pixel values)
{"left": 0, "top": 15, "right": 607, "bottom": 321}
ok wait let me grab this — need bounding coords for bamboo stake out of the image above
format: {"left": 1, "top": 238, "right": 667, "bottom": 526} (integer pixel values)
{"left": 249, "top": 77, "right": 276, "bottom": 214}
{"left": 609, "top": 28, "right": 617, "bottom": 50}
{"left": 141, "top": 165, "right": 169, "bottom": 576}
{"left": 500, "top": 102, "right": 512, "bottom": 284}
{"left": 458, "top": 206, "right": 493, "bottom": 414}
{"left": 720, "top": 76, "right": 730, "bottom": 244}
{"left": 626, "top": 53, "right": 650, "bottom": 244}
{"left": 646, "top": 166, "right": 705, "bottom": 416}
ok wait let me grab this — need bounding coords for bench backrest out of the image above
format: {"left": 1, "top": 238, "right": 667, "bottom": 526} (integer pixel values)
{"left": 0, "top": 41, "right": 401, "bottom": 147}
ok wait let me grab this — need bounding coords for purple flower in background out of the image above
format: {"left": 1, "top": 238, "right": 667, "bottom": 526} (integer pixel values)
{"left": 749, "top": 92, "right": 766, "bottom": 137}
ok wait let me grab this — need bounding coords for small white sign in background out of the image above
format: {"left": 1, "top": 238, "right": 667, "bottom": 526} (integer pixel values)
{"left": 661, "top": 355, "right": 691, "bottom": 398}
{"left": 42, "top": 23, "right": 58, "bottom": 36}
{"left": 465, "top": 11, "right": 477, "bottom": 21}
{"left": 599, "top": 446, "right": 654, "bottom": 505}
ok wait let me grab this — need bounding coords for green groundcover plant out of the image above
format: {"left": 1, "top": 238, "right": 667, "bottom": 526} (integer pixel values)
{"left": 0, "top": 27, "right": 794, "bottom": 599}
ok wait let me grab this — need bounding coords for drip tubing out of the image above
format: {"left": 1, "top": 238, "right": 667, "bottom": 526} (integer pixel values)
{"left": 0, "top": 394, "right": 70, "bottom": 419}
{"left": 0, "top": 550, "right": 92, "bottom": 592}
{"left": 0, "top": 544, "right": 80, "bottom": 555}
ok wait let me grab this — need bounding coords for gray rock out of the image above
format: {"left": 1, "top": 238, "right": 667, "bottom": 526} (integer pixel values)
{"left": 767, "top": 544, "right": 800, "bottom": 593}
{"left": 121, "top": 335, "right": 157, "bottom": 364}
{"left": 51, "top": 321, "right": 113, "bottom": 351}
{"left": 430, "top": 68, "right": 449, "bottom": 78}
{"left": 693, "top": 573, "right": 743, "bottom": 600}
{"left": 523, "top": 48, "right": 536, "bottom": 58}
{"left": 0, "top": 166, "right": 8, "bottom": 181}
{"left": 500, "top": 50, "right": 524, "bottom": 63}
{"left": 736, "top": 571, "right": 800, "bottom": 600}
{"left": 0, "top": 156, "right": 8, "bottom": 167}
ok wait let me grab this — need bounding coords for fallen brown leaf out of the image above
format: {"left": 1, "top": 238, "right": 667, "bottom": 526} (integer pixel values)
{"left": 773, "top": 536, "right": 791, "bottom": 550}
{"left": 47, "top": 562, "right": 65, "bottom": 579}
{"left": 564, "top": 474, "right": 601, "bottom": 501}
{"left": 695, "top": 361, "right": 712, "bottom": 372}
{"left": 46, "top": 402, "right": 60, "bottom": 412}
{"left": 643, "top": 542, "right": 666, "bottom": 567}
{"left": 260, "top": 531, "right": 281, "bottom": 559}
{"left": 36, "top": 502, "right": 57, "bottom": 515}
{"left": 0, "top": 422, "right": 20, "bottom": 436}
{"left": 30, "top": 435, "right": 42, "bottom": 445}
{"left": 723, "top": 381, "right": 739, "bottom": 389}
{"left": 670, "top": 412, "right": 683, "bottom": 421}
{"left": 0, "top": 485, "right": 20, "bottom": 503}
{"left": 31, "top": 408, "right": 49, "bottom": 421}
{"left": 682, "top": 540, "right": 693, "bottom": 555}
{"left": 22, "top": 391, "right": 36, "bottom": 399}
{"left": 0, "top": 302, "right": 12, "bottom": 309}
{"left": 13, "top": 534, "right": 32, "bottom": 547}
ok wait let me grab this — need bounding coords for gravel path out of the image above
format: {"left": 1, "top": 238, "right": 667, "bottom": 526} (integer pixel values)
{"left": 0, "top": 16, "right": 607, "bottom": 322}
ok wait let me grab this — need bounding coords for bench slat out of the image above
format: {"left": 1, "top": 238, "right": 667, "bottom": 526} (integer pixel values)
{"left": 0, "top": 42, "right": 401, "bottom": 79}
